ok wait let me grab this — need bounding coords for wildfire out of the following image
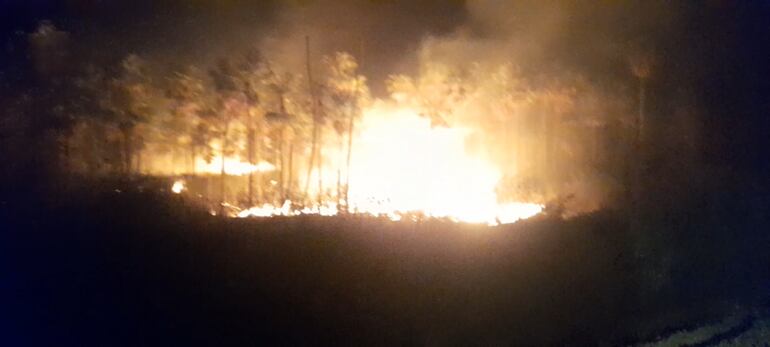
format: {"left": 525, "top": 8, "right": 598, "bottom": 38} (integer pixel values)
{"left": 238, "top": 200, "right": 541, "bottom": 225}
{"left": 195, "top": 158, "right": 276, "bottom": 176}
{"left": 239, "top": 103, "right": 543, "bottom": 225}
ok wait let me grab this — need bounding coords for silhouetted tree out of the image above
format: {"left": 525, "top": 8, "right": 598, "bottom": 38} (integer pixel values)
{"left": 321, "top": 52, "right": 369, "bottom": 211}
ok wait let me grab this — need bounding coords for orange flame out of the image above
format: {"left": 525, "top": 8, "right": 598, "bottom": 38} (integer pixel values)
{"left": 240, "top": 103, "right": 542, "bottom": 225}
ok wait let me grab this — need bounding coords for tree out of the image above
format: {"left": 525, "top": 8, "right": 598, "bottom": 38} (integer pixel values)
{"left": 279, "top": 67, "right": 316, "bottom": 206}
{"left": 386, "top": 62, "right": 466, "bottom": 128}
{"left": 66, "top": 65, "right": 114, "bottom": 174}
{"left": 26, "top": 21, "right": 77, "bottom": 176}
{"left": 102, "top": 54, "right": 160, "bottom": 175}
{"left": 28, "top": 21, "right": 70, "bottom": 78}
{"left": 264, "top": 70, "right": 295, "bottom": 204}
{"left": 207, "top": 58, "right": 250, "bottom": 214}
{"left": 166, "top": 66, "right": 210, "bottom": 174}
{"left": 629, "top": 50, "right": 654, "bottom": 207}
{"left": 321, "top": 52, "right": 369, "bottom": 211}
{"left": 630, "top": 52, "right": 653, "bottom": 144}
{"left": 230, "top": 50, "right": 272, "bottom": 205}
{"left": 303, "top": 36, "right": 325, "bottom": 206}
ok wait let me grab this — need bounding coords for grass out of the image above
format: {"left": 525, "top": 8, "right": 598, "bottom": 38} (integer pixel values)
{"left": 1, "top": 177, "right": 767, "bottom": 345}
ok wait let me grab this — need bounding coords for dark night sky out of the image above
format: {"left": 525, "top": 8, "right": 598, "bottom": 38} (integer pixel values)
{"left": 0, "top": 0, "right": 466, "bottom": 89}
{"left": 1, "top": 0, "right": 769, "bottom": 174}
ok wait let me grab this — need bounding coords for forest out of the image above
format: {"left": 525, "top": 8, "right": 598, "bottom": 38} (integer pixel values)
{"left": 2, "top": 1, "right": 769, "bottom": 345}
{"left": 4, "top": 19, "right": 667, "bottom": 222}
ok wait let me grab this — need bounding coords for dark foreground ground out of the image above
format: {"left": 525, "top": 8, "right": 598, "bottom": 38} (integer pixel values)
{"left": 2, "top": 182, "right": 769, "bottom": 346}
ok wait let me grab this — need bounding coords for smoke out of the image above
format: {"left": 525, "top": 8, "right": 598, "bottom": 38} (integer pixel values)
{"left": 255, "top": 0, "right": 464, "bottom": 93}
{"left": 17, "top": 1, "right": 723, "bottom": 215}
{"left": 245, "top": 1, "right": 688, "bottom": 213}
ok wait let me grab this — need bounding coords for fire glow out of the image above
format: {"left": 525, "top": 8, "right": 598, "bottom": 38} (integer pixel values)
{"left": 171, "top": 180, "right": 185, "bottom": 194}
{"left": 194, "top": 157, "right": 276, "bottom": 176}
{"left": 235, "top": 103, "right": 543, "bottom": 225}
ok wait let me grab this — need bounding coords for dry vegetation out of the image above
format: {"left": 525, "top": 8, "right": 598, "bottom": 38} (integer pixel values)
{"left": 3, "top": 179, "right": 767, "bottom": 345}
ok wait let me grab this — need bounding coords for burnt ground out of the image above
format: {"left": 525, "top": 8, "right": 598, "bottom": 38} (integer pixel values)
{"left": 1, "top": 181, "right": 769, "bottom": 346}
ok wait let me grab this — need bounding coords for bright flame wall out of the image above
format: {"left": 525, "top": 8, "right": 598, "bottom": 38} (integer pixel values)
{"left": 299, "top": 102, "right": 542, "bottom": 225}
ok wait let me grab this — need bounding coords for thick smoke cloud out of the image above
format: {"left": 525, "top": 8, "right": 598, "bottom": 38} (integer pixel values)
{"left": 255, "top": 1, "right": 679, "bottom": 88}
{"left": 4, "top": 0, "right": 767, "bottom": 214}
{"left": 254, "top": 0, "right": 465, "bottom": 94}
{"left": 181, "top": 1, "right": 695, "bottom": 212}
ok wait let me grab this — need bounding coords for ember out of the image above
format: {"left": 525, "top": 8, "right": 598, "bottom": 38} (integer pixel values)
{"left": 171, "top": 180, "right": 185, "bottom": 194}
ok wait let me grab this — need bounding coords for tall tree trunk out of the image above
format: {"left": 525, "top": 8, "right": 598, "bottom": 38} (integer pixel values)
{"left": 305, "top": 123, "right": 318, "bottom": 201}
{"left": 317, "top": 126, "right": 323, "bottom": 206}
{"left": 278, "top": 127, "right": 285, "bottom": 204}
{"left": 255, "top": 123, "right": 263, "bottom": 203}
{"left": 515, "top": 119, "right": 521, "bottom": 172}
{"left": 592, "top": 125, "right": 600, "bottom": 164}
{"left": 122, "top": 128, "right": 132, "bottom": 175}
{"left": 287, "top": 142, "right": 294, "bottom": 202}
{"left": 544, "top": 109, "right": 553, "bottom": 184}
{"left": 336, "top": 167, "right": 341, "bottom": 209}
{"left": 336, "top": 136, "right": 343, "bottom": 210}
{"left": 632, "top": 77, "right": 647, "bottom": 208}
{"left": 247, "top": 122, "right": 255, "bottom": 206}
{"left": 638, "top": 77, "right": 646, "bottom": 144}
{"left": 304, "top": 35, "right": 318, "bottom": 204}
{"left": 219, "top": 121, "right": 229, "bottom": 216}
{"left": 344, "top": 107, "right": 356, "bottom": 213}
{"left": 190, "top": 144, "right": 196, "bottom": 175}
{"left": 87, "top": 123, "right": 97, "bottom": 173}
{"left": 136, "top": 149, "right": 142, "bottom": 174}
{"left": 506, "top": 112, "right": 518, "bottom": 173}
{"left": 538, "top": 109, "right": 547, "bottom": 189}
{"left": 61, "top": 135, "right": 70, "bottom": 175}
